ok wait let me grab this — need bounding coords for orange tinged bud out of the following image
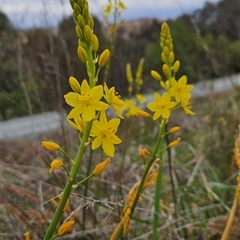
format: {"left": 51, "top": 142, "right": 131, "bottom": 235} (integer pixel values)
{"left": 58, "top": 220, "right": 75, "bottom": 236}
{"left": 41, "top": 141, "right": 60, "bottom": 151}
{"left": 168, "top": 137, "right": 181, "bottom": 147}
{"left": 169, "top": 126, "right": 180, "bottom": 134}
{"left": 49, "top": 159, "right": 63, "bottom": 173}
{"left": 136, "top": 110, "right": 150, "bottom": 118}
{"left": 24, "top": 231, "right": 30, "bottom": 240}
{"left": 139, "top": 148, "right": 150, "bottom": 159}
{"left": 92, "top": 157, "right": 111, "bottom": 176}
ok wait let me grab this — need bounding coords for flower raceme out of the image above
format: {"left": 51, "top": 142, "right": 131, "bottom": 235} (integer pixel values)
{"left": 90, "top": 111, "right": 121, "bottom": 157}
{"left": 64, "top": 79, "right": 108, "bottom": 122}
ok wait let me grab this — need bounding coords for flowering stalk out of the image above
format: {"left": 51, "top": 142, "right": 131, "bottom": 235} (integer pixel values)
{"left": 43, "top": 121, "right": 92, "bottom": 239}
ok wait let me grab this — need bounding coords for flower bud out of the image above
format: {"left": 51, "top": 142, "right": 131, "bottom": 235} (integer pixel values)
{"left": 151, "top": 70, "right": 161, "bottom": 81}
{"left": 138, "top": 148, "right": 150, "bottom": 159}
{"left": 41, "top": 141, "right": 60, "bottom": 151}
{"left": 87, "top": 16, "right": 94, "bottom": 30}
{"left": 162, "top": 64, "right": 169, "bottom": 76}
{"left": 163, "top": 46, "right": 169, "bottom": 56}
{"left": 169, "top": 51, "right": 174, "bottom": 64}
{"left": 84, "top": 25, "right": 93, "bottom": 42}
{"left": 77, "top": 46, "right": 88, "bottom": 63}
{"left": 58, "top": 220, "right": 75, "bottom": 236}
{"left": 76, "top": 25, "right": 84, "bottom": 40}
{"left": 92, "top": 158, "right": 110, "bottom": 176}
{"left": 173, "top": 60, "right": 180, "bottom": 73}
{"left": 24, "top": 231, "right": 30, "bottom": 240}
{"left": 136, "top": 110, "right": 150, "bottom": 118}
{"left": 73, "top": 3, "right": 81, "bottom": 15}
{"left": 98, "top": 49, "right": 110, "bottom": 67}
{"left": 82, "top": 4, "right": 89, "bottom": 19}
{"left": 169, "top": 126, "right": 180, "bottom": 134}
{"left": 49, "top": 159, "right": 63, "bottom": 173}
{"left": 69, "top": 76, "right": 81, "bottom": 93}
{"left": 92, "top": 34, "right": 99, "bottom": 52}
{"left": 77, "top": 14, "right": 86, "bottom": 28}
{"left": 161, "top": 52, "right": 167, "bottom": 63}
{"left": 168, "top": 137, "right": 181, "bottom": 147}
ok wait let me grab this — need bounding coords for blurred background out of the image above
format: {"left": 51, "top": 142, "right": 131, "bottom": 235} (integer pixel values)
{"left": 1, "top": 0, "right": 239, "bottom": 120}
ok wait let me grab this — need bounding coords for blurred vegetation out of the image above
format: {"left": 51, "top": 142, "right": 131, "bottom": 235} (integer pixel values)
{"left": 1, "top": 0, "right": 240, "bottom": 120}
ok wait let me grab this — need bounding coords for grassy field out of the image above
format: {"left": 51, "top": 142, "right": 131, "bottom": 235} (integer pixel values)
{"left": 1, "top": 86, "right": 239, "bottom": 239}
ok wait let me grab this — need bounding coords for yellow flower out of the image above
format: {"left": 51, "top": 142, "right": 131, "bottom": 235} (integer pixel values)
{"left": 103, "top": 83, "right": 126, "bottom": 118}
{"left": 58, "top": 220, "right": 75, "bottom": 236}
{"left": 66, "top": 116, "right": 85, "bottom": 133}
{"left": 91, "top": 111, "right": 121, "bottom": 157}
{"left": 169, "top": 76, "right": 194, "bottom": 103}
{"left": 41, "top": 141, "right": 60, "bottom": 151}
{"left": 49, "top": 159, "right": 63, "bottom": 173}
{"left": 138, "top": 148, "right": 150, "bottom": 159}
{"left": 136, "top": 94, "right": 145, "bottom": 103}
{"left": 181, "top": 98, "right": 195, "bottom": 115}
{"left": 147, "top": 92, "right": 177, "bottom": 120}
{"left": 92, "top": 157, "right": 111, "bottom": 176}
{"left": 124, "top": 99, "right": 140, "bottom": 118}
{"left": 24, "top": 231, "right": 30, "bottom": 240}
{"left": 64, "top": 80, "right": 109, "bottom": 122}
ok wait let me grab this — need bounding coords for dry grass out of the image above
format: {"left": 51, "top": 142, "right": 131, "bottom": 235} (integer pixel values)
{"left": 1, "top": 87, "right": 239, "bottom": 239}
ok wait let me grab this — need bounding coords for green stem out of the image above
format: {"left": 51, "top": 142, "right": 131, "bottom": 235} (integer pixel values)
{"left": 43, "top": 121, "right": 92, "bottom": 240}
{"left": 110, "top": 120, "right": 166, "bottom": 239}
{"left": 152, "top": 120, "right": 166, "bottom": 240}
{"left": 82, "top": 148, "right": 94, "bottom": 229}
{"left": 165, "top": 124, "right": 178, "bottom": 226}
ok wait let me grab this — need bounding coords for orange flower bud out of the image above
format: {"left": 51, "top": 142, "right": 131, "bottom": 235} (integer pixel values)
{"left": 41, "top": 141, "right": 60, "bottom": 151}
{"left": 168, "top": 137, "right": 181, "bottom": 147}
{"left": 58, "top": 220, "right": 75, "bottom": 236}
{"left": 24, "top": 231, "right": 30, "bottom": 240}
{"left": 169, "top": 126, "right": 180, "bottom": 134}
{"left": 136, "top": 110, "right": 150, "bottom": 118}
{"left": 139, "top": 148, "right": 150, "bottom": 159}
{"left": 92, "top": 157, "right": 111, "bottom": 176}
